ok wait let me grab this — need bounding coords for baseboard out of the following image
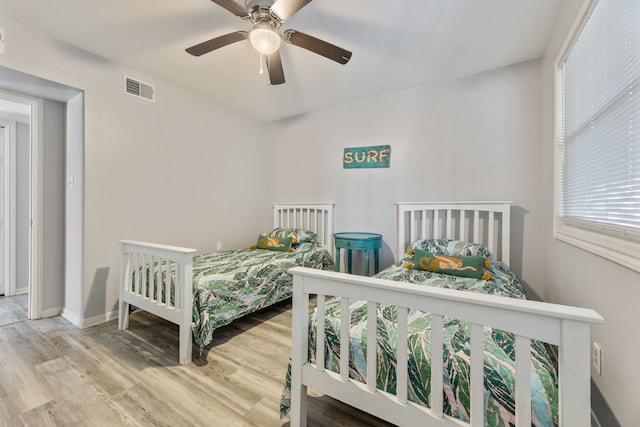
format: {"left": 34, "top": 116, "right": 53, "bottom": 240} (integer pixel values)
{"left": 42, "top": 306, "right": 62, "bottom": 318}
{"left": 61, "top": 308, "right": 83, "bottom": 327}
{"left": 591, "top": 381, "right": 620, "bottom": 427}
{"left": 81, "top": 310, "right": 118, "bottom": 328}
{"left": 60, "top": 308, "right": 119, "bottom": 329}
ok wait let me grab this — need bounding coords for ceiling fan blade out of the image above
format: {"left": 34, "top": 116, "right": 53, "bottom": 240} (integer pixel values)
{"left": 270, "top": 0, "right": 311, "bottom": 22}
{"left": 210, "top": 0, "right": 250, "bottom": 18}
{"left": 265, "top": 51, "right": 285, "bottom": 85}
{"left": 186, "top": 31, "right": 248, "bottom": 56}
{"left": 283, "top": 30, "right": 352, "bottom": 64}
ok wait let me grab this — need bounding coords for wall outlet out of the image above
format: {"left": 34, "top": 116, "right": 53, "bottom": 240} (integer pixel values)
{"left": 216, "top": 241, "right": 222, "bottom": 251}
{"left": 592, "top": 342, "right": 602, "bottom": 375}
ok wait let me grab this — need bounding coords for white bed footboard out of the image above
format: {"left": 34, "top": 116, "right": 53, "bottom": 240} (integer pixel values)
{"left": 289, "top": 267, "right": 604, "bottom": 427}
{"left": 119, "top": 240, "right": 196, "bottom": 365}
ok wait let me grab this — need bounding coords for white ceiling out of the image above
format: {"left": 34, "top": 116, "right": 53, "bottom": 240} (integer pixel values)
{"left": 0, "top": 0, "right": 561, "bottom": 122}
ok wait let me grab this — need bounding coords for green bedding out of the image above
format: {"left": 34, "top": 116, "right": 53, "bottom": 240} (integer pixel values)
{"left": 191, "top": 243, "right": 334, "bottom": 349}
{"left": 280, "top": 261, "right": 558, "bottom": 426}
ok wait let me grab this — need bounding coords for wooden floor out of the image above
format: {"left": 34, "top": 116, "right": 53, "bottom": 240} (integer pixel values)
{"left": 0, "top": 294, "right": 28, "bottom": 327}
{"left": 0, "top": 298, "right": 393, "bottom": 427}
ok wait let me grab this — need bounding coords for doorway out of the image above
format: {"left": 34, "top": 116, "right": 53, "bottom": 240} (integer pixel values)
{"left": 0, "top": 91, "right": 42, "bottom": 320}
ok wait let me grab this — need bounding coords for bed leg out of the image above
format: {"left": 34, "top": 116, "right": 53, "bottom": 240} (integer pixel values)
{"left": 118, "top": 300, "right": 129, "bottom": 330}
{"left": 179, "top": 322, "right": 193, "bottom": 365}
{"left": 290, "top": 380, "right": 308, "bottom": 427}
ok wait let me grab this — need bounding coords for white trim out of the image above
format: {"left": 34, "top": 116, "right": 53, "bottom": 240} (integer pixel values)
{"left": 0, "top": 120, "right": 16, "bottom": 297}
{"left": 81, "top": 309, "right": 119, "bottom": 329}
{"left": 61, "top": 307, "right": 83, "bottom": 327}
{"left": 552, "top": 0, "right": 640, "bottom": 273}
{"left": 0, "top": 90, "right": 43, "bottom": 320}
{"left": 42, "top": 306, "right": 62, "bottom": 318}
{"left": 29, "top": 97, "right": 43, "bottom": 320}
{"left": 554, "top": 224, "right": 640, "bottom": 273}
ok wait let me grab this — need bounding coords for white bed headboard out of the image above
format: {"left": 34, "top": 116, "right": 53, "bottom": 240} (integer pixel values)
{"left": 397, "top": 201, "right": 512, "bottom": 265}
{"left": 273, "top": 203, "right": 335, "bottom": 256}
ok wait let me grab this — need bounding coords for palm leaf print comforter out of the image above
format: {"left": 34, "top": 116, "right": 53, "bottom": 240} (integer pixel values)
{"left": 191, "top": 244, "right": 334, "bottom": 350}
{"left": 280, "top": 261, "right": 558, "bottom": 426}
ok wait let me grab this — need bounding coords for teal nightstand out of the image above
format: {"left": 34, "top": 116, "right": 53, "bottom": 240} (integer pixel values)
{"left": 334, "top": 232, "right": 382, "bottom": 276}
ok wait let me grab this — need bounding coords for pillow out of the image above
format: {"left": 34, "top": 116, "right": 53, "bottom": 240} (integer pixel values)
{"left": 266, "top": 227, "right": 317, "bottom": 245}
{"left": 254, "top": 235, "right": 294, "bottom": 252}
{"left": 410, "top": 239, "right": 492, "bottom": 259}
{"left": 406, "top": 248, "right": 492, "bottom": 280}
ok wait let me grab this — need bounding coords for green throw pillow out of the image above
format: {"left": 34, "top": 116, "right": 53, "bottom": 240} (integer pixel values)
{"left": 409, "top": 248, "right": 490, "bottom": 280}
{"left": 255, "top": 235, "right": 294, "bottom": 252}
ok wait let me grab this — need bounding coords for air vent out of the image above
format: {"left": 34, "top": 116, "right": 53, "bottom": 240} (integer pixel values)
{"left": 124, "top": 76, "right": 155, "bottom": 102}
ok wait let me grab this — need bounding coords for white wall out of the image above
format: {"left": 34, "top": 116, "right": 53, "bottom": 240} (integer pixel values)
{"left": 541, "top": 0, "right": 633, "bottom": 425}
{"left": 266, "top": 60, "right": 544, "bottom": 295}
{"left": 42, "top": 99, "right": 65, "bottom": 311}
{"left": 0, "top": 16, "right": 267, "bottom": 324}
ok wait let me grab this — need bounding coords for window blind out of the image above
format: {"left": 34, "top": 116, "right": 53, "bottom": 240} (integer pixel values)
{"left": 558, "top": 0, "right": 640, "bottom": 234}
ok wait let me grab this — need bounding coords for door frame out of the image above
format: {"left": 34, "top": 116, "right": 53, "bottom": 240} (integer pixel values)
{"left": 1, "top": 119, "right": 16, "bottom": 297}
{"left": 0, "top": 89, "right": 43, "bottom": 319}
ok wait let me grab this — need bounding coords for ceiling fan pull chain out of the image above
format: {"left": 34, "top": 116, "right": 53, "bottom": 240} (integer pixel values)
{"left": 259, "top": 53, "right": 264, "bottom": 74}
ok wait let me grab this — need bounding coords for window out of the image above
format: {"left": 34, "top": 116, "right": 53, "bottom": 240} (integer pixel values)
{"left": 555, "top": 0, "right": 640, "bottom": 271}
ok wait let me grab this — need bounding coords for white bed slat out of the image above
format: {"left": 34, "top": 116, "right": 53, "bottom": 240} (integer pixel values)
{"left": 433, "top": 210, "right": 439, "bottom": 238}
{"left": 170, "top": 259, "right": 176, "bottom": 307}
{"left": 446, "top": 209, "right": 452, "bottom": 239}
{"left": 132, "top": 254, "right": 138, "bottom": 295}
{"left": 144, "top": 254, "right": 150, "bottom": 300}
{"left": 137, "top": 255, "right": 143, "bottom": 297}
{"left": 340, "top": 297, "right": 350, "bottom": 381}
{"left": 470, "top": 323, "right": 484, "bottom": 427}
{"left": 515, "top": 335, "right": 532, "bottom": 426}
{"left": 431, "top": 314, "right": 444, "bottom": 417}
{"left": 366, "top": 301, "right": 377, "bottom": 391}
{"left": 396, "top": 307, "right": 408, "bottom": 404}
{"left": 153, "top": 256, "right": 160, "bottom": 302}
{"left": 410, "top": 211, "right": 416, "bottom": 245}
{"left": 459, "top": 210, "right": 465, "bottom": 242}
{"left": 317, "top": 295, "right": 326, "bottom": 373}
{"left": 488, "top": 212, "right": 495, "bottom": 256}
{"left": 473, "top": 210, "right": 480, "bottom": 244}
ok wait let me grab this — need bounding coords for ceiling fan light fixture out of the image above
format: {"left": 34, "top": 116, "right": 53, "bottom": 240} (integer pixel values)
{"left": 249, "top": 25, "right": 281, "bottom": 55}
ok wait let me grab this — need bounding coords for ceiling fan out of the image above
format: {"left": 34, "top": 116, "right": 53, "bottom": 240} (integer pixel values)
{"left": 186, "top": 0, "right": 352, "bottom": 85}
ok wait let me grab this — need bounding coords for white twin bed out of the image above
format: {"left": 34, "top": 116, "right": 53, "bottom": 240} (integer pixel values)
{"left": 285, "top": 202, "right": 604, "bottom": 427}
{"left": 118, "top": 201, "right": 603, "bottom": 426}
{"left": 119, "top": 203, "right": 335, "bottom": 365}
